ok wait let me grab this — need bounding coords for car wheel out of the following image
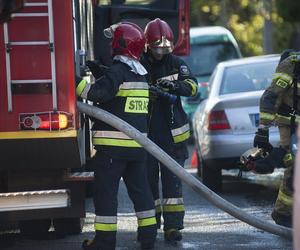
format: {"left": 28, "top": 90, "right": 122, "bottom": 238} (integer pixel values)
{"left": 53, "top": 217, "right": 84, "bottom": 236}
{"left": 200, "top": 160, "right": 222, "bottom": 192}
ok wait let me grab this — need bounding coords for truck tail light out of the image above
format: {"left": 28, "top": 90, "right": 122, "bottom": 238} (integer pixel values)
{"left": 20, "top": 112, "right": 73, "bottom": 130}
{"left": 207, "top": 110, "right": 231, "bottom": 130}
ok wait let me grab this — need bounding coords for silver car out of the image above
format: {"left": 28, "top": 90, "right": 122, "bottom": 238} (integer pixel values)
{"left": 192, "top": 55, "right": 280, "bottom": 191}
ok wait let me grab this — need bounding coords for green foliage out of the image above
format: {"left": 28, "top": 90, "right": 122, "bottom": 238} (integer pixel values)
{"left": 190, "top": 0, "right": 296, "bottom": 56}
{"left": 275, "top": 0, "right": 300, "bottom": 22}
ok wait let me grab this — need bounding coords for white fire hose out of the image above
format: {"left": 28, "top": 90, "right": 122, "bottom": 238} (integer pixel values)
{"left": 77, "top": 101, "right": 293, "bottom": 240}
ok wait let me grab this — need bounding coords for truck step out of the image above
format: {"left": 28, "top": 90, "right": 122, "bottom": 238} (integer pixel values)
{"left": 0, "top": 189, "right": 69, "bottom": 212}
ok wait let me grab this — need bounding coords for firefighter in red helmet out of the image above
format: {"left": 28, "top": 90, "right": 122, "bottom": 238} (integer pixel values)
{"left": 76, "top": 22, "right": 157, "bottom": 250}
{"left": 141, "top": 18, "right": 198, "bottom": 243}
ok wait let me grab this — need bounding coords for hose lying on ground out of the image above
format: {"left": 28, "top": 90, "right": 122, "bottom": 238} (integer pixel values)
{"left": 77, "top": 101, "right": 293, "bottom": 240}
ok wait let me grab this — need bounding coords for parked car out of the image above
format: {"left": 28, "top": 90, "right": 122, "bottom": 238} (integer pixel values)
{"left": 181, "top": 26, "right": 242, "bottom": 122}
{"left": 192, "top": 54, "right": 280, "bottom": 191}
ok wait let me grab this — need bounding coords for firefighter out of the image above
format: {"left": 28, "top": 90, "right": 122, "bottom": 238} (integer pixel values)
{"left": 140, "top": 18, "right": 198, "bottom": 242}
{"left": 253, "top": 49, "right": 300, "bottom": 228}
{"left": 76, "top": 22, "right": 157, "bottom": 250}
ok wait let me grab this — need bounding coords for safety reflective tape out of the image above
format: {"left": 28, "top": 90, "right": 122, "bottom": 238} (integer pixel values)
{"left": 119, "top": 82, "right": 149, "bottom": 89}
{"left": 124, "top": 97, "right": 148, "bottom": 113}
{"left": 157, "top": 73, "right": 179, "bottom": 81}
{"left": 184, "top": 79, "right": 198, "bottom": 96}
{"left": 154, "top": 199, "right": 161, "bottom": 206}
{"left": 92, "top": 138, "right": 142, "bottom": 147}
{"left": 275, "top": 79, "right": 289, "bottom": 89}
{"left": 94, "top": 223, "right": 117, "bottom": 232}
{"left": 173, "top": 131, "right": 190, "bottom": 143}
{"left": 163, "top": 204, "right": 185, "bottom": 212}
{"left": 81, "top": 83, "right": 91, "bottom": 99}
{"left": 95, "top": 216, "right": 117, "bottom": 224}
{"left": 283, "top": 153, "right": 293, "bottom": 163}
{"left": 116, "top": 89, "right": 149, "bottom": 97}
{"left": 162, "top": 198, "right": 184, "bottom": 205}
{"left": 137, "top": 217, "right": 156, "bottom": 227}
{"left": 275, "top": 114, "right": 292, "bottom": 125}
{"left": 278, "top": 189, "right": 293, "bottom": 208}
{"left": 272, "top": 73, "right": 292, "bottom": 84}
{"left": 136, "top": 209, "right": 155, "bottom": 219}
{"left": 260, "top": 112, "right": 275, "bottom": 121}
{"left": 171, "top": 124, "right": 190, "bottom": 137}
{"left": 76, "top": 79, "right": 88, "bottom": 97}
{"left": 0, "top": 130, "right": 77, "bottom": 139}
{"left": 155, "top": 206, "right": 162, "bottom": 213}
{"left": 93, "top": 131, "right": 147, "bottom": 140}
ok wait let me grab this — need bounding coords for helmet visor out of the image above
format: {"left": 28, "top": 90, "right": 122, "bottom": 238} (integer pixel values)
{"left": 149, "top": 46, "right": 173, "bottom": 55}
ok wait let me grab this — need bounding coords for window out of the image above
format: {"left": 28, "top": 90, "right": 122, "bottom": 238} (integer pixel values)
{"left": 220, "top": 60, "right": 279, "bottom": 95}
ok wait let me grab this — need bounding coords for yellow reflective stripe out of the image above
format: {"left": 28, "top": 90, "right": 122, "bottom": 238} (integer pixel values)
{"left": 272, "top": 73, "right": 292, "bottom": 83}
{"left": 283, "top": 153, "right": 293, "bottom": 163}
{"left": 260, "top": 112, "right": 275, "bottom": 121}
{"left": 184, "top": 79, "right": 198, "bottom": 96}
{"left": 173, "top": 130, "right": 190, "bottom": 143}
{"left": 0, "top": 130, "right": 77, "bottom": 139}
{"left": 163, "top": 204, "right": 185, "bottom": 212}
{"left": 155, "top": 205, "right": 162, "bottom": 213}
{"left": 116, "top": 89, "right": 149, "bottom": 97}
{"left": 278, "top": 190, "right": 293, "bottom": 208}
{"left": 275, "top": 79, "right": 289, "bottom": 89}
{"left": 92, "top": 138, "right": 142, "bottom": 147}
{"left": 124, "top": 97, "right": 148, "bottom": 113}
{"left": 94, "top": 223, "right": 117, "bottom": 232}
{"left": 76, "top": 79, "right": 87, "bottom": 96}
{"left": 138, "top": 217, "right": 156, "bottom": 227}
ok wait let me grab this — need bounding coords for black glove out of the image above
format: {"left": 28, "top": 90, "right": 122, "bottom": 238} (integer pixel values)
{"left": 253, "top": 128, "right": 270, "bottom": 150}
{"left": 157, "top": 79, "right": 176, "bottom": 91}
{"left": 86, "top": 60, "right": 108, "bottom": 79}
{"left": 75, "top": 75, "right": 84, "bottom": 88}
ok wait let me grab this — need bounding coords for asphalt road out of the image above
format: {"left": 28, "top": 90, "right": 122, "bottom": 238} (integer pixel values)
{"left": 1, "top": 167, "right": 292, "bottom": 250}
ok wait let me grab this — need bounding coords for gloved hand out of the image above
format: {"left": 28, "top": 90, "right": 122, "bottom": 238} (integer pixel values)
{"left": 86, "top": 60, "right": 108, "bottom": 79}
{"left": 253, "top": 128, "right": 270, "bottom": 150}
{"left": 157, "top": 79, "right": 176, "bottom": 91}
{"left": 149, "top": 85, "right": 159, "bottom": 101}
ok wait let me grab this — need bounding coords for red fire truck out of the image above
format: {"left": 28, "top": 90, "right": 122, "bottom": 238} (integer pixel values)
{"left": 0, "top": 0, "right": 190, "bottom": 236}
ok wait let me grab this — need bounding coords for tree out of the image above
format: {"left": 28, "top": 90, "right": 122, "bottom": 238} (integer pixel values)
{"left": 275, "top": 0, "right": 300, "bottom": 50}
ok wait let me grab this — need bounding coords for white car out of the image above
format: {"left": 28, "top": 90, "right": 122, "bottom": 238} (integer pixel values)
{"left": 192, "top": 55, "right": 280, "bottom": 191}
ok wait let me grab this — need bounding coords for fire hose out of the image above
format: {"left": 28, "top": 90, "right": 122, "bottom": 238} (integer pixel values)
{"left": 77, "top": 101, "right": 293, "bottom": 240}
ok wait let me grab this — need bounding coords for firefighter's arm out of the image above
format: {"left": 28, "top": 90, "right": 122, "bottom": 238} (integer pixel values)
{"left": 76, "top": 68, "right": 121, "bottom": 103}
{"left": 157, "top": 58, "right": 197, "bottom": 97}
{"left": 172, "top": 61, "right": 198, "bottom": 97}
{"left": 259, "top": 59, "right": 294, "bottom": 127}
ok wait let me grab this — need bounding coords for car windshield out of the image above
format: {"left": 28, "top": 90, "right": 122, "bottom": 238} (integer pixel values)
{"left": 182, "top": 42, "right": 239, "bottom": 77}
{"left": 220, "top": 60, "right": 278, "bottom": 95}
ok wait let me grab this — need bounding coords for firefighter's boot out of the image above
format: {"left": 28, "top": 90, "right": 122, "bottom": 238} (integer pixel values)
{"left": 271, "top": 210, "right": 292, "bottom": 228}
{"left": 82, "top": 239, "right": 102, "bottom": 250}
{"left": 164, "top": 229, "right": 182, "bottom": 243}
{"left": 82, "top": 233, "right": 116, "bottom": 250}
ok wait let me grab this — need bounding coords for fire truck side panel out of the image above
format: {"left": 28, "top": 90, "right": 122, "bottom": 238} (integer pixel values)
{"left": 0, "top": 0, "right": 81, "bottom": 169}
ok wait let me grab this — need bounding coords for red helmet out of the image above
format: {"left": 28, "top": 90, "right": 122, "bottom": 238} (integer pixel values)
{"left": 104, "top": 22, "right": 146, "bottom": 60}
{"left": 144, "top": 18, "right": 174, "bottom": 55}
